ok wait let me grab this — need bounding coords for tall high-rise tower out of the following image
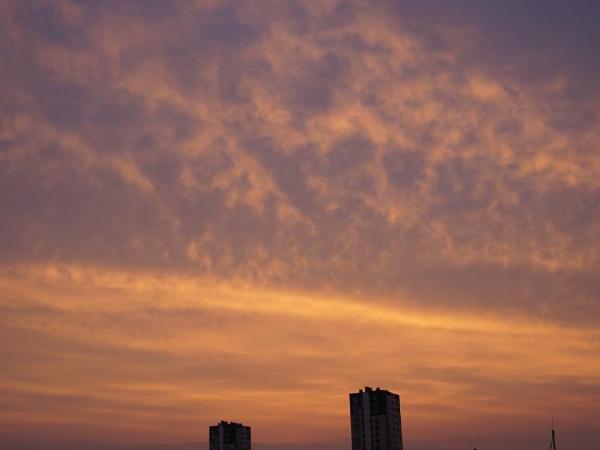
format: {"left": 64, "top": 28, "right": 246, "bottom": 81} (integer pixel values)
{"left": 349, "top": 387, "right": 403, "bottom": 450}
{"left": 209, "top": 421, "right": 251, "bottom": 450}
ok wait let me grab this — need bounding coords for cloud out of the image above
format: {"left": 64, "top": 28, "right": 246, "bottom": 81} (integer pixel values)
{"left": 1, "top": 1, "right": 600, "bottom": 448}
{"left": 1, "top": 0, "right": 599, "bottom": 319}
{"left": 1, "top": 264, "right": 599, "bottom": 448}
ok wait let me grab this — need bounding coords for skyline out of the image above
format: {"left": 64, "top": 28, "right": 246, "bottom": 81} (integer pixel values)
{"left": 350, "top": 386, "right": 403, "bottom": 450}
{"left": 1, "top": 1, "right": 599, "bottom": 450}
{"left": 210, "top": 420, "right": 251, "bottom": 450}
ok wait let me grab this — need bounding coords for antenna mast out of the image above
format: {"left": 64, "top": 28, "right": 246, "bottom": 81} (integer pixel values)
{"left": 549, "top": 417, "right": 557, "bottom": 450}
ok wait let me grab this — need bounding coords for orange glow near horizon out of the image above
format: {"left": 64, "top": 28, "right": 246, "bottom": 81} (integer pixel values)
{"left": 1, "top": 265, "right": 599, "bottom": 446}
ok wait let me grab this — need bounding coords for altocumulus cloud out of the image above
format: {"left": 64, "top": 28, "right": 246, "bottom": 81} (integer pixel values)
{"left": 1, "top": 0, "right": 599, "bottom": 320}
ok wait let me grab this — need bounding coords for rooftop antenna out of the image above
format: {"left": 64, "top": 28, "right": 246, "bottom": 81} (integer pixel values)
{"left": 549, "top": 416, "right": 557, "bottom": 450}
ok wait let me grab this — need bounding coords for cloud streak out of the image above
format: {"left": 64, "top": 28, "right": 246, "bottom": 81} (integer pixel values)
{"left": 1, "top": 265, "right": 599, "bottom": 448}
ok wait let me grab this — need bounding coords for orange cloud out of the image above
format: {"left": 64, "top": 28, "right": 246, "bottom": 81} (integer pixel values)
{"left": 1, "top": 264, "right": 599, "bottom": 446}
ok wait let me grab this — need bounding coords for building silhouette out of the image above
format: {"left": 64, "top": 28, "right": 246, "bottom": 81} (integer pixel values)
{"left": 349, "top": 387, "right": 403, "bottom": 450}
{"left": 209, "top": 421, "right": 251, "bottom": 450}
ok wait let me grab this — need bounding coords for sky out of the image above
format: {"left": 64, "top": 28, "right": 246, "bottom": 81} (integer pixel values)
{"left": 1, "top": 1, "right": 599, "bottom": 449}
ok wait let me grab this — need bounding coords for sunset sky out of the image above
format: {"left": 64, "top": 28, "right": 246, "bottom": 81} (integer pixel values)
{"left": 1, "top": 1, "right": 600, "bottom": 449}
